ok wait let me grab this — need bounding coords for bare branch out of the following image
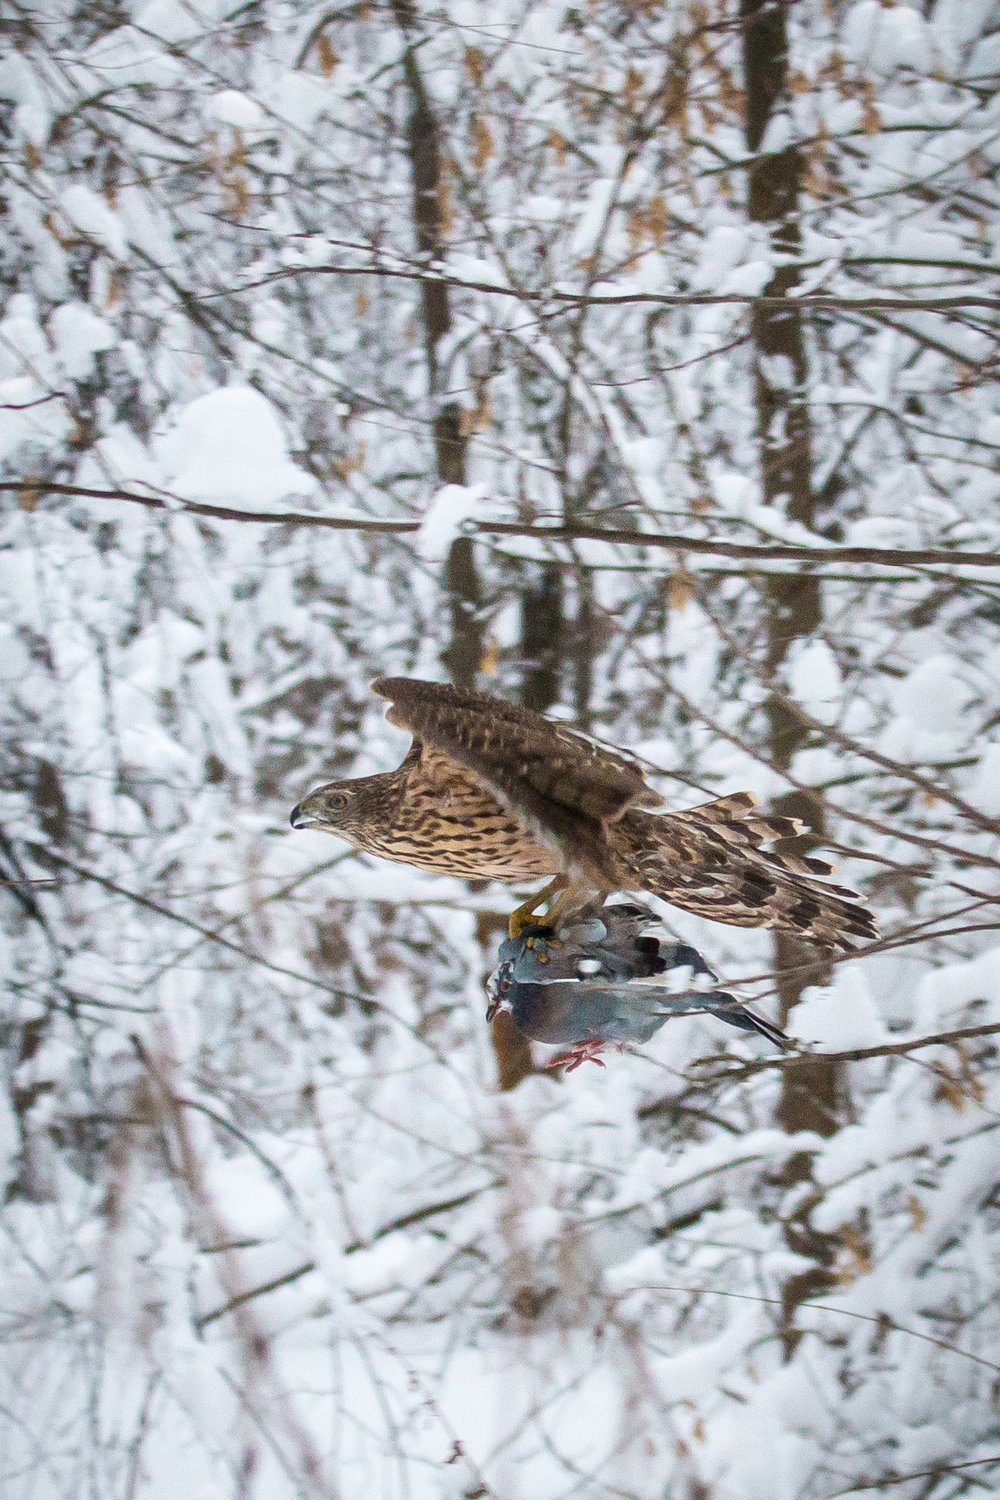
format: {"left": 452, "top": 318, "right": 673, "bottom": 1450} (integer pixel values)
{"left": 7, "top": 481, "right": 1000, "bottom": 571}
{"left": 226, "top": 258, "right": 1000, "bottom": 314}
{"left": 690, "top": 1021, "right": 1000, "bottom": 1083}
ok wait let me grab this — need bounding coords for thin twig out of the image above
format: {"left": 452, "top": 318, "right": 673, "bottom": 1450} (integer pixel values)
{"left": 690, "top": 1021, "right": 1000, "bottom": 1082}
{"left": 828, "top": 1455, "right": 1000, "bottom": 1496}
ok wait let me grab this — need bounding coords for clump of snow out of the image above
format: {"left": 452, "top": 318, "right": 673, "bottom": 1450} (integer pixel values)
{"left": 713, "top": 470, "right": 757, "bottom": 516}
{"left": 0, "top": 379, "right": 73, "bottom": 463}
{"left": 134, "top": 0, "right": 226, "bottom": 42}
{"left": 416, "top": 483, "right": 484, "bottom": 560}
{"left": 722, "top": 259, "right": 773, "bottom": 296}
{"left": 59, "top": 184, "right": 128, "bottom": 258}
{"left": 892, "top": 653, "right": 972, "bottom": 732}
{"left": 0, "top": 1087, "right": 18, "bottom": 1196}
{"left": 0, "top": 294, "right": 50, "bottom": 377}
{"left": 694, "top": 224, "right": 748, "bottom": 283}
{"left": 446, "top": 255, "right": 507, "bottom": 288}
{"left": 153, "top": 386, "right": 318, "bottom": 508}
{"left": 273, "top": 72, "right": 333, "bottom": 133}
{"left": 845, "top": 2, "right": 936, "bottom": 71}
{"left": 202, "top": 1157, "right": 290, "bottom": 1238}
{"left": 49, "top": 303, "right": 116, "bottom": 379}
{"left": 846, "top": 514, "right": 922, "bottom": 549}
{"left": 793, "top": 968, "right": 887, "bottom": 1049}
{"left": 785, "top": 639, "right": 842, "bottom": 713}
{"left": 969, "top": 743, "right": 1000, "bottom": 817}
{"left": 206, "top": 90, "right": 266, "bottom": 131}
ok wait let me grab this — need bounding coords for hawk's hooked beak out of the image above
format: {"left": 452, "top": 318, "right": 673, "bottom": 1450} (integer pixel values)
{"left": 289, "top": 803, "right": 314, "bottom": 829}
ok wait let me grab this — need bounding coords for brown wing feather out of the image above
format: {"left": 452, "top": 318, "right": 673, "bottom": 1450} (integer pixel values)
{"left": 372, "top": 677, "right": 658, "bottom": 823}
{"left": 371, "top": 677, "right": 658, "bottom": 886}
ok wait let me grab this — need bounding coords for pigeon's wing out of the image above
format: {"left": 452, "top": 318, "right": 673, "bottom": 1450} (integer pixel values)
{"left": 372, "top": 678, "right": 660, "bottom": 880}
{"left": 499, "top": 907, "right": 683, "bottom": 986}
{"left": 571, "top": 903, "right": 719, "bottom": 986}
{"left": 699, "top": 996, "right": 788, "bottom": 1047}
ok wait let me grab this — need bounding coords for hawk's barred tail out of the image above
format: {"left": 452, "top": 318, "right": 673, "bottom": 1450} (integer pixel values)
{"left": 626, "top": 797, "right": 878, "bottom": 952}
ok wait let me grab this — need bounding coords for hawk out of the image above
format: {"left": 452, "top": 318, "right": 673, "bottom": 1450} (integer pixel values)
{"left": 290, "top": 677, "right": 877, "bottom": 950}
{"left": 486, "top": 900, "right": 788, "bottom": 1072}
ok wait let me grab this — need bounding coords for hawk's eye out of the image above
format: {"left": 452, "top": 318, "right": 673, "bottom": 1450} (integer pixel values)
{"left": 327, "top": 791, "right": 349, "bottom": 812}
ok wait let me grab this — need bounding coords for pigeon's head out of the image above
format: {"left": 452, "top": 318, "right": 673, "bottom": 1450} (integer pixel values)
{"left": 485, "top": 929, "right": 555, "bottom": 1021}
{"left": 485, "top": 955, "right": 516, "bottom": 1022}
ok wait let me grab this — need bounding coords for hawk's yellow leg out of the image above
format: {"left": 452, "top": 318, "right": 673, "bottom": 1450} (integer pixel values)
{"left": 506, "top": 875, "right": 567, "bottom": 939}
{"left": 541, "top": 881, "right": 587, "bottom": 931}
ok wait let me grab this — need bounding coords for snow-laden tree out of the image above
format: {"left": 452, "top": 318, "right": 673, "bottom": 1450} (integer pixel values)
{"left": 2, "top": 1, "right": 998, "bottom": 1495}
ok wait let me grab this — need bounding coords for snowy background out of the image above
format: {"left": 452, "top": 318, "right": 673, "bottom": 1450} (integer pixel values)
{"left": 1, "top": 1, "right": 998, "bottom": 1496}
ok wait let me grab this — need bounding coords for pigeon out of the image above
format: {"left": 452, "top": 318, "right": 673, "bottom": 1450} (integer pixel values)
{"left": 486, "top": 900, "right": 788, "bottom": 1071}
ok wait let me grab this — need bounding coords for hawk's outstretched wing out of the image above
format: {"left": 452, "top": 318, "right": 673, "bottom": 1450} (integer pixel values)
{"left": 372, "top": 676, "right": 659, "bottom": 882}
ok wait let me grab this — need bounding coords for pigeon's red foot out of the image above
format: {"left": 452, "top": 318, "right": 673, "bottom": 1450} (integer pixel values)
{"left": 545, "top": 1038, "right": 621, "bottom": 1073}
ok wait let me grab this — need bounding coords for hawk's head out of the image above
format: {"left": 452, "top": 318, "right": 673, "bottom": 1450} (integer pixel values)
{"left": 289, "top": 774, "right": 400, "bottom": 849}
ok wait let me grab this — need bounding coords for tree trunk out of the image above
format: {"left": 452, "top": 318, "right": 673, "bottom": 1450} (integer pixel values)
{"left": 519, "top": 562, "right": 564, "bottom": 716}
{"left": 482, "top": 558, "right": 569, "bottom": 1091}
{"left": 392, "top": 3, "right": 514, "bottom": 1090}
{"left": 392, "top": 0, "right": 483, "bottom": 693}
{"left": 436, "top": 402, "right": 483, "bottom": 692}
{"left": 741, "top": 0, "right": 842, "bottom": 1354}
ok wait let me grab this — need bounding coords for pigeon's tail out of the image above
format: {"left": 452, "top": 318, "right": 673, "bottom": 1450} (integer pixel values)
{"left": 695, "top": 991, "right": 789, "bottom": 1049}
{"left": 630, "top": 985, "right": 789, "bottom": 1048}
{"left": 622, "top": 793, "right": 878, "bottom": 953}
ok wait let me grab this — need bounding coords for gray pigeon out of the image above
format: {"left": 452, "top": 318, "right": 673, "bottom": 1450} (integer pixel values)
{"left": 486, "top": 900, "right": 787, "bottom": 1071}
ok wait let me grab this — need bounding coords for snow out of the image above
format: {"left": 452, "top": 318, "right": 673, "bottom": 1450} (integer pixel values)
{"left": 969, "top": 742, "right": 1000, "bottom": 816}
{"left": 134, "top": 0, "right": 226, "bottom": 42}
{"left": 785, "top": 639, "right": 842, "bottom": 713}
{"left": 58, "top": 184, "right": 129, "bottom": 259}
{"left": 272, "top": 72, "right": 333, "bottom": 133}
{"left": 890, "top": 653, "right": 973, "bottom": 752}
{"left": 0, "top": 1086, "right": 17, "bottom": 1195}
{"left": 415, "top": 482, "right": 484, "bottom": 559}
{"left": 0, "top": 379, "right": 73, "bottom": 463}
{"left": 153, "top": 386, "right": 318, "bottom": 508}
{"left": 446, "top": 254, "right": 507, "bottom": 288}
{"left": 845, "top": 3, "right": 936, "bottom": 71}
{"left": 49, "top": 302, "right": 117, "bottom": 379}
{"left": 0, "top": 294, "right": 50, "bottom": 376}
{"left": 1, "top": 5, "right": 998, "bottom": 1498}
{"left": 793, "top": 969, "right": 888, "bottom": 1050}
{"left": 206, "top": 90, "right": 266, "bottom": 131}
